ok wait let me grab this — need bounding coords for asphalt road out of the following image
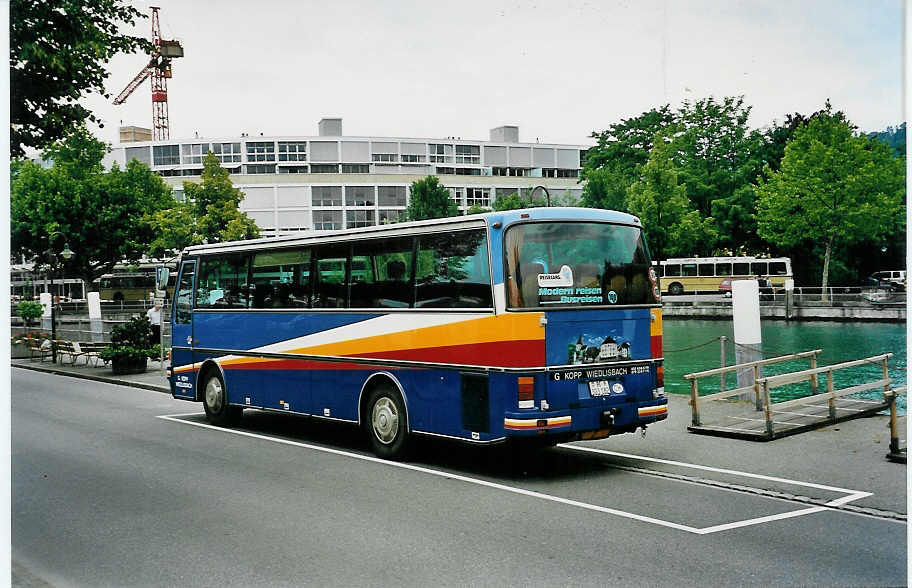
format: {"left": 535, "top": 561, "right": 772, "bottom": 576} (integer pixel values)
{"left": 12, "top": 369, "right": 907, "bottom": 587}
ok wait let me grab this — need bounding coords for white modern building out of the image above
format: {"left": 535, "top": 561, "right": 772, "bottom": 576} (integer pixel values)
{"left": 106, "top": 118, "right": 590, "bottom": 237}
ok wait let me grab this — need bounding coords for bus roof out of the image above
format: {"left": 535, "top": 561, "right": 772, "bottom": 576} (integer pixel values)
{"left": 182, "top": 207, "right": 642, "bottom": 257}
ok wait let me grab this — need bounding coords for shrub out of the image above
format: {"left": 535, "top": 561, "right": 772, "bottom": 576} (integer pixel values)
{"left": 16, "top": 300, "right": 43, "bottom": 328}
{"left": 100, "top": 316, "right": 160, "bottom": 362}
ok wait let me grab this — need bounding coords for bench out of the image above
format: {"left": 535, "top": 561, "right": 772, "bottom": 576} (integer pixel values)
{"left": 26, "top": 338, "right": 53, "bottom": 362}
{"left": 78, "top": 342, "right": 110, "bottom": 367}
{"left": 57, "top": 341, "right": 82, "bottom": 365}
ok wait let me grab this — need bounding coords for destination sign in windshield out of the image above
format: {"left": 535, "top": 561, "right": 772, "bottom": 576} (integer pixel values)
{"left": 549, "top": 363, "right": 651, "bottom": 382}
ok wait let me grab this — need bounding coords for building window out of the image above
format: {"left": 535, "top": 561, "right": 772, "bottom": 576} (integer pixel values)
{"left": 158, "top": 169, "right": 181, "bottom": 177}
{"left": 447, "top": 187, "right": 465, "bottom": 209}
{"left": 153, "top": 144, "right": 180, "bottom": 166}
{"left": 341, "top": 164, "right": 370, "bottom": 173}
{"left": 435, "top": 167, "right": 454, "bottom": 175}
{"left": 541, "top": 168, "right": 557, "bottom": 178}
{"left": 345, "top": 186, "right": 375, "bottom": 207}
{"left": 313, "top": 210, "right": 343, "bottom": 230}
{"left": 556, "top": 169, "right": 579, "bottom": 178}
{"left": 378, "top": 186, "right": 406, "bottom": 207}
{"left": 246, "top": 164, "right": 276, "bottom": 174}
{"left": 211, "top": 142, "right": 242, "bottom": 163}
{"left": 278, "top": 141, "right": 307, "bottom": 162}
{"left": 379, "top": 209, "right": 402, "bottom": 224}
{"left": 312, "top": 186, "right": 342, "bottom": 207}
{"left": 455, "top": 167, "right": 480, "bottom": 176}
{"left": 310, "top": 164, "right": 339, "bottom": 174}
{"left": 455, "top": 144, "right": 480, "bottom": 164}
{"left": 181, "top": 168, "right": 203, "bottom": 176}
{"left": 278, "top": 165, "right": 309, "bottom": 174}
{"left": 493, "top": 167, "right": 529, "bottom": 177}
{"left": 346, "top": 210, "right": 375, "bottom": 228}
{"left": 246, "top": 141, "right": 275, "bottom": 162}
{"left": 428, "top": 143, "right": 453, "bottom": 163}
{"left": 181, "top": 143, "right": 205, "bottom": 165}
{"left": 465, "top": 187, "right": 490, "bottom": 208}
{"left": 372, "top": 153, "right": 398, "bottom": 163}
{"left": 225, "top": 166, "right": 242, "bottom": 174}
{"left": 400, "top": 154, "right": 425, "bottom": 163}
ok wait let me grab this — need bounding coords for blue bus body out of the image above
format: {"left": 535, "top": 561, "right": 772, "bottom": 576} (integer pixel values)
{"left": 168, "top": 208, "right": 667, "bottom": 457}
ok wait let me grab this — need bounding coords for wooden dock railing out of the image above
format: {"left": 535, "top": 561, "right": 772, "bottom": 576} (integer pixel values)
{"left": 684, "top": 350, "right": 822, "bottom": 427}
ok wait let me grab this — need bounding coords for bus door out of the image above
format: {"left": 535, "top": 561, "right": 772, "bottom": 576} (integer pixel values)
{"left": 171, "top": 260, "right": 197, "bottom": 400}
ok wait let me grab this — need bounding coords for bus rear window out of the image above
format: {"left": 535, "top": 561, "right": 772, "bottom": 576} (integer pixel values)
{"left": 505, "top": 222, "right": 655, "bottom": 308}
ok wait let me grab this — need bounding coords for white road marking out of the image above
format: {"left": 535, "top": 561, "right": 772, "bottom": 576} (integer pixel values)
{"left": 157, "top": 413, "right": 877, "bottom": 535}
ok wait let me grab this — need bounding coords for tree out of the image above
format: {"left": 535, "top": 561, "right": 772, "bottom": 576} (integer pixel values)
{"left": 10, "top": 0, "right": 150, "bottom": 157}
{"left": 581, "top": 105, "right": 675, "bottom": 210}
{"left": 10, "top": 127, "right": 174, "bottom": 288}
{"left": 626, "top": 134, "right": 716, "bottom": 260}
{"left": 150, "top": 154, "right": 260, "bottom": 256}
{"left": 405, "top": 176, "right": 457, "bottom": 220}
{"left": 493, "top": 192, "right": 545, "bottom": 211}
{"left": 756, "top": 104, "right": 905, "bottom": 289}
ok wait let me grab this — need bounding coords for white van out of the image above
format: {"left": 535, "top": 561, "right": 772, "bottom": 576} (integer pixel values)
{"left": 867, "top": 270, "right": 906, "bottom": 291}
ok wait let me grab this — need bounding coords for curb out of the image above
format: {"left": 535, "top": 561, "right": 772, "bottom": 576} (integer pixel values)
{"left": 12, "top": 362, "right": 170, "bottom": 394}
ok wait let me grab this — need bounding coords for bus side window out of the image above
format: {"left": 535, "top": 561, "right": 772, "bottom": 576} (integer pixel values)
{"left": 750, "top": 262, "right": 768, "bottom": 276}
{"left": 716, "top": 263, "right": 732, "bottom": 276}
{"left": 682, "top": 264, "right": 697, "bottom": 277}
{"left": 314, "top": 244, "right": 349, "bottom": 308}
{"left": 664, "top": 264, "right": 681, "bottom": 277}
{"left": 251, "top": 248, "right": 311, "bottom": 309}
{"left": 416, "top": 230, "right": 491, "bottom": 308}
{"left": 698, "top": 263, "right": 714, "bottom": 277}
{"left": 733, "top": 262, "right": 750, "bottom": 276}
{"left": 351, "top": 237, "right": 413, "bottom": 309}
{"left": 769, "top": 262, "right": 787, "bottom": 275}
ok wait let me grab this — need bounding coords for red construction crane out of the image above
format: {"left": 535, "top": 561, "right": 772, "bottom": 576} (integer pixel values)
{"left": 113, "top": 6, "right": 184, "bottom": 141}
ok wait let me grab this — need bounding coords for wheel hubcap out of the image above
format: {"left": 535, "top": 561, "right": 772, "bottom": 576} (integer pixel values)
{"left": 371, "top": 397, "right": 399, "bottom": 445}
{"left": 205, "top": 377, "right": 223, "bottom": 412}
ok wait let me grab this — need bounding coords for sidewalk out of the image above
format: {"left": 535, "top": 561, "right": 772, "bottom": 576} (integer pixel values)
{"left": 12, "top": 357, "right": 170, "bottom": 393}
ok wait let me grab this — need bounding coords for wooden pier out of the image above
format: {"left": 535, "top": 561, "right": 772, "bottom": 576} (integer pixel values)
{"left": 685, "top": 352, "right": 897, "bottom": 441}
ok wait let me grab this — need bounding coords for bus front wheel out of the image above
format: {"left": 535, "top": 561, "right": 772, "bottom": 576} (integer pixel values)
{"left": 201, "top": 369, "right": 242, "bottom": 426}
{"left": 365, "top": 384, "right": 410, "bottom": 460}
{"left": 668, "top": 282, "right": 684, "bottom": 295}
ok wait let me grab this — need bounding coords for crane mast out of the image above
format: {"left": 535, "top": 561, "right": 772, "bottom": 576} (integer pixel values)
{"left": 113, "top": 6, "right": 183, "bottom": 141}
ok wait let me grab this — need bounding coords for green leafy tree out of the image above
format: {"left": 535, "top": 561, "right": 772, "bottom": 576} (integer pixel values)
{"left": 10, "top": 127, "right": 173, "bottom": 288}
{"left": 10, "top": 0, "right": 151, "bottom": 157}
{"left": 626, "top": 134, "right": 716, "bottom": 259}
{"left": 150, "top": 154, "right": 260, "bottom": 255}
{"left": 493, "top": 192, "right": 545, "bottom": 211}
{"left": 405, "top": 176, "right": 457, "bottom": 220}
{"left": 756, "top": 104, "right": 905, "bottom": 290}
{"left": 16, "top": 300, "right": 44, "bottom": 329}
{"left": 466, "top": 204, "right": 491, "bottom": 215}
{"left": 582, "top": 105, "right": 675, "bottom": 210}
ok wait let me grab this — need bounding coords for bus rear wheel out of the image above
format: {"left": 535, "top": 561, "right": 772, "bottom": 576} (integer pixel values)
{"left": 365, "top": 385, "right": 410, "bottom": 460}
{"left": 668, "top": 282, "right": 684, "bottom": 295}
{"left": 201, "top": 369, "right": 242, "bottom": 426}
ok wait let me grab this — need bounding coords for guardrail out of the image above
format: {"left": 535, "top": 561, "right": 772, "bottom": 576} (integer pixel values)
{"left": 685, "top": 350, "right": 822, "bottom": 426}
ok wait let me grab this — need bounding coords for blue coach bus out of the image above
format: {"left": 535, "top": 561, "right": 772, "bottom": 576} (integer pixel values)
{"left": 167, "top": 207, "right": 667, "bottom": 459}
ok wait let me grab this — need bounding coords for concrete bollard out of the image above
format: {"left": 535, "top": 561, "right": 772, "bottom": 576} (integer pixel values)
{"left": 39, "top": 292, "right": 52, "bottom": 332}
{"left": 733, "top": 280, "right": 762, "bottom": 399}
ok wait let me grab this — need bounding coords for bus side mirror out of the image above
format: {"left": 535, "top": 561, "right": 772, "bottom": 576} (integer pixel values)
{"left": 155, "top": 266, "right": 170, "bottom": 292}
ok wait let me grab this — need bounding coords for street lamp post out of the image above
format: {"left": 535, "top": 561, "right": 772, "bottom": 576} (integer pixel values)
{"left": 529, "top": 185, "right": 551, "bottom": 207}
{"left": 46, "top": 232, "right": 74, "bottom": 363}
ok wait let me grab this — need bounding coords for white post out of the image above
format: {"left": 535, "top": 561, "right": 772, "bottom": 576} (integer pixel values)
{"left": 784, "top": 278, "right": 795, "bottom": 320}
{"left": 732, "top": 279, "right": 762, "bottom": 397}
{"left": 88, "top": 292, "right": 103, "bottom": 343}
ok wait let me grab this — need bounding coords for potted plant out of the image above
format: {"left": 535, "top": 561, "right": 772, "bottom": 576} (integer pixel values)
{"left": 99, "top": 315, "right": 160, "bottom": 375}
{"left": 12, "top": 300, "right": 46, "bottom": 358}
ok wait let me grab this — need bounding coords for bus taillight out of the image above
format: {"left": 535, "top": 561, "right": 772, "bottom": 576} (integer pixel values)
{"left": 518, "top": 377, "right": 535, "bottom": 409}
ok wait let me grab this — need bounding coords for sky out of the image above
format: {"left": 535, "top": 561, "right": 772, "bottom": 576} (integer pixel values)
{"left": 76, "top": 0, "right": 905, "bottom": 147}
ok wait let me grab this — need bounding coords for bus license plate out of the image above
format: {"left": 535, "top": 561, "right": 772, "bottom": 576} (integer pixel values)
{"left": 588, "top": 380, "right": 612, "bottom": 397}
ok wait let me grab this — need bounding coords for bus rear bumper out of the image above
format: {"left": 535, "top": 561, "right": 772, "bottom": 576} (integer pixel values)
{"left": 503, "top": 399, "right": 668, "bottom": 439}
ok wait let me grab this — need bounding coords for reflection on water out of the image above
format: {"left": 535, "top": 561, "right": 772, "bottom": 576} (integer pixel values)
{"left": 663, "top": 319, "right": 906, "bottom": 412}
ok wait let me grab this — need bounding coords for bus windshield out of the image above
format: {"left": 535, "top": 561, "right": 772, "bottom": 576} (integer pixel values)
{"left": 505, "top": 221, "right": 655, "bottom": 308}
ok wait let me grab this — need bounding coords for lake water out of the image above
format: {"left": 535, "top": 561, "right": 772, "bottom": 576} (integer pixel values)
{"left": 663, "top": 319, "right": 907, "bottom": 412}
